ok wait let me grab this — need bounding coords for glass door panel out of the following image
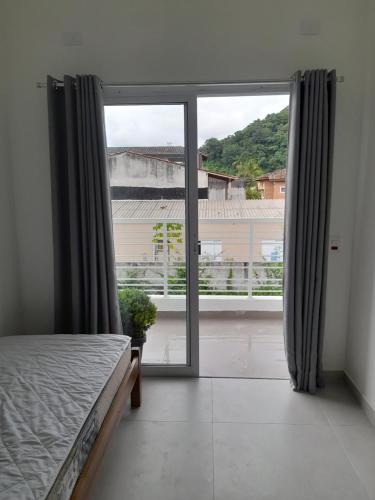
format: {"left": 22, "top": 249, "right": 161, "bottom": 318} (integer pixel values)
{"left": 104, "top": 104, "right": 187, "bottom": 365}
{"left": 197, "top": 94, "right": 289, "bottom": 378}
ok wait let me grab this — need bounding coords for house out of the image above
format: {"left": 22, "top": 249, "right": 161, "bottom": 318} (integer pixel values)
{"left": 256, "top": 168, "right": 286, "bottom": 199}
{"left": 111, "top": 198, "right": 285, "bottom": 311}
{"left": 111, "top": 198, "right": 284, "bottom": 264}
{"left": 107, "top": 146, "right": 207, "bottom": 166}
{"left": 107, "top": 149, "right": 245, "bottom": 200}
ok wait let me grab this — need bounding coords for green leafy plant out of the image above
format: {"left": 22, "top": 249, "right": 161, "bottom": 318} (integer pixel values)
{"left": 166, "top": 263, "right": 216, "bottom": 295}
{"left": 234, "top": 158, "right": 263, "bottom": 200}
{"left": 198, "top": 262, "right": 215, "bottom": 295}
{"left": 226, "top": 266, "right": 234, "bottom": 291}
{"left": 252, "top": 261, "right": 283, "bottom": 296}
{"left": 118, "top": 289, "right": 157, "bottom": 341}
{"left": 152, "top": 222, "right": 183, "bottom": 254}
{"left": 168, "top": 265, "right": 187, "bottom": 295}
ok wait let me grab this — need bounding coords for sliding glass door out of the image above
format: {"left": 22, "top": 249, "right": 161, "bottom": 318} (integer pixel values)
{"left": 104, "top": 95, "right": 199, "bottom": 375}
{"left": 196, "top": 94, "right": 289, "bottom": 379}
{"left": 103, "top": 83, "right": 289, "bottom": 377}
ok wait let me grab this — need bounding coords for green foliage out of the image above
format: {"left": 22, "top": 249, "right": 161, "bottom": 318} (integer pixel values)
{"left": 234, "top": 158, "right": 263, "bottom": 200}
{"left": 202, "top": 138, "right": 222, "bottom": 162}
{"left": 152, "top": 222, "right": 183, "bottom": 254}
{"left": 198, "top": 263, "right": 215, "bottom": 295}
{"left": 167, "top": 264, "right": 216, "bottom": 295}
{"left": 198, "top": 160, "right": 233, "bottom": 176}
{"left": 168, "top": 266, "right": 187, "bottom": 295}
{"left": 245, "top": 186, "right": 262, "bottom": 200}
{"left": 226, "top": 267, "right": 233, "bottom": 291}
{"left": 117, "top": 267, "right": 152, "bottom": 293}
{"left": 118, "top": 288, "right": 157, "bottom": 339}
{"left": 252, "top": 262, "right": 283, "bottom": 296}
{"left": 200, "top": 107, "right": 289, "bottom": 174}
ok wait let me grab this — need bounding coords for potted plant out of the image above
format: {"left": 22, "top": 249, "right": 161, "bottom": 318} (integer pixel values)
{"left": 118, "top": 289, "right": 157, "bottom": 354}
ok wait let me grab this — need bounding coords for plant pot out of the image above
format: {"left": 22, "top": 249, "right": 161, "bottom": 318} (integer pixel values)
{"left": 131, "top": 336, "right": 146, "bottom": 359}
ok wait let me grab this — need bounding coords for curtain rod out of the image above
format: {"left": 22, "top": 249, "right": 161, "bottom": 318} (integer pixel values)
{"left": 36, "top": 75, "right": 344, "bottom": 89}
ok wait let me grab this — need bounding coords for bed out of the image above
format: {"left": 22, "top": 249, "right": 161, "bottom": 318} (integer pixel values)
{"left": 0, "top": 334, "right": 141, "bottom": 500}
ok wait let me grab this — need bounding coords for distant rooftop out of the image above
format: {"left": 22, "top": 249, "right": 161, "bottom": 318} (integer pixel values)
{"left": 112, "top": 199, "right": 284, "bottom": 221}
{"left": 257, "top": 168, "right": 286, "bottom": 182}
{"left": 107, "top": 146, "right": 185, "bottom": 156}
{"left": 108, "top": 148, "right": 236, "bottom": 180}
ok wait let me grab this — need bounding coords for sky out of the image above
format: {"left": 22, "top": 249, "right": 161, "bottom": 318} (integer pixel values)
{"left": 104, "top": 94, "right": 289, "bottom": 148}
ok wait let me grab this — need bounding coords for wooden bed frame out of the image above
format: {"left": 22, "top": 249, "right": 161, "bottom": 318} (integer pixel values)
{"left": 70, "top": 347, "right": 141, "bottom": 500}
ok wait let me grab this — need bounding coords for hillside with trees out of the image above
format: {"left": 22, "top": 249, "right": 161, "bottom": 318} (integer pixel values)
{"left": 200, "top": 107, "right": 289, "bottom": 177}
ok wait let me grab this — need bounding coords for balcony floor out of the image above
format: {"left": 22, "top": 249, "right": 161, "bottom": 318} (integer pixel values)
{"left": 142, "top": 312, "right": 289, "bottom": 379}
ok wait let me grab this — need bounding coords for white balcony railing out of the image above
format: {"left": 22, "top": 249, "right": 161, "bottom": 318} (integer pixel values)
{"left": 116, "top": 260, "right": 283, "bottom": 298}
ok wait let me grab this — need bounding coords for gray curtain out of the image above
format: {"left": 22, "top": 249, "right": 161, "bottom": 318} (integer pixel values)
{"left": 47, "top": 75, "right": 122, "bottom": 335}
{"left": 284, "top": 69, "right": 336, "bottom": 393}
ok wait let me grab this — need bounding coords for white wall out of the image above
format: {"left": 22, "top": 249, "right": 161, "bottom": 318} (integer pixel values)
{"left": 0, "top": 13, "right": 20, "bottom": 335}
{"left": 345, "top": 1, "right": 375, "bottom": 409}
{"left": 109, "top": 153, "right": 209, "bottom": 188}
{"left": 2, "top": 0, "right": 369, "bottom": 368}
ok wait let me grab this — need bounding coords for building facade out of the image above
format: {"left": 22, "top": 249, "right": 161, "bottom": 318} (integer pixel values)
{"left": 108, "top": 149, "right": 244, "bottom": 200}
{"left": 256, "top": 168, "right": 286, "bottom": 200}
{"left": 112, "top": 199, "right": 284, "bottom": 264}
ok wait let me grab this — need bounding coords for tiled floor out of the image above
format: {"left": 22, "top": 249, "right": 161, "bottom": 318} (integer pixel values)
{"left": 143, "top": 313, "right": 289, "bottom": 378}
{"left": 89, "top": 378, "right": 375, "bottom": 500}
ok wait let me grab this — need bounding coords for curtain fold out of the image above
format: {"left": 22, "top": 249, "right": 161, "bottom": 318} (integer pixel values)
{"left": 48, "top": 75, "right": 122, "bottom": 335}
{"left": 284, "top": 69, "right": 336, "bottom": 393}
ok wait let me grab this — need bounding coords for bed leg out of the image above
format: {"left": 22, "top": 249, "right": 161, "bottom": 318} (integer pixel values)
{"left": 131, "top": 348, "right": 141, "bottom": 408}
{"left": 131, "top": 372, "right": 141, "bottom": 408}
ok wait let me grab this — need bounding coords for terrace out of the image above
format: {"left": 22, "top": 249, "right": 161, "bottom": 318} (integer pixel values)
{"left": 113, "top": 198, "right": 287, "bottom": 378}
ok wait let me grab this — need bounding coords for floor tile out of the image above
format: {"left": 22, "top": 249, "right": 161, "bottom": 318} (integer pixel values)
{"left": 89, "top": 421, "right": 213, "bottom": 500}
{"left": 199, "top": 331, "right": 288, "bottom": 379}
{"left": 200, "top": 334, "right": 250, "bottom": 378}
{"left": 213, "top": 422, "right": 370, "bottom": 500}
{"left": 124, "top": 377, "right": 213, "bottom": 422}
{"left": 143, "top": 317, "right": 186, "bottom": 365}
{"left": 213, "top": 378, "right": 327, "bottom": 424}
{"left": 144, "top": 314, "right": 288, "bottom": 378}
{"left": 333, "top": 421, "right": 375, "bottom": 499}
{"left": 315, "top": 381, "right": 369, "bottom": 425}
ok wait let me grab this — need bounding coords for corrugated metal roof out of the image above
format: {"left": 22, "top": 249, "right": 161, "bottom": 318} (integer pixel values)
{"left": 112, "top": 199, "right": 284, "bottom": 220}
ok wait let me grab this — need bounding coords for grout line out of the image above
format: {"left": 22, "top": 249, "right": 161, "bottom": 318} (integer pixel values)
{"left": 125, "top": 418, "right": 212, "bottom": 423}
{"left": 125, "top": 418, "right": 335, "bottom": 426}
{"left": 211, "top": 420, "right": 330, "bottom": 426}
{"left": 311, "top": 398, "right": 332, "bottom": 427}
{"left": 199, "top": 375, "right": 290, "bottom": 381}
{"left": 319, "top": 385, "right": 372, "bottom": 500}
{"left": 328, "top": 421, "right": 372, "bottom": 500}
{"left": 211, "top": 377, "right": 214, "bottom": 424}
{"left": 344, "top": 372, "right": 375, "bottom": 427}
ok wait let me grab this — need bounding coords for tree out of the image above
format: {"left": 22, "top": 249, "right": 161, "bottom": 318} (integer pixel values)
{"left": 221, "top": 143, "right": 240, "bottom": 169}
{"left": 199, "top": 107, "right": 288, "bottom": 175}
{"left": 201, "top": 138, "right": 223, "bottom": 162}
{"left": 234, "top": 159, "right": 262, "bottom": 200}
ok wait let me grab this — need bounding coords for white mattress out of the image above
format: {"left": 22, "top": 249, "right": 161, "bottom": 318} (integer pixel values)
{"left": 0, "top": 334, "right": 131, "bottom": 500}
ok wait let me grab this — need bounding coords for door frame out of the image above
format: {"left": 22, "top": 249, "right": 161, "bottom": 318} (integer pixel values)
{"left": 104, "top": 93, "right": 199, "bottom": 376}
{"left": 103, "top": 82, "right": 290, "bottom": 377}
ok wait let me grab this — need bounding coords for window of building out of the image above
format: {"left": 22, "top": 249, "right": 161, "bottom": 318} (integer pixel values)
{"left": 280, "top": 186, "right": 286, "bottom": 194}
{"left": 153, "top": 238, "right": 165, "bottom": 261}
{"left": 261, "top": 240, "right": 283, "bottom": 262}
{"left": 199, "top": 240, "right": 223, "bottom": 262}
